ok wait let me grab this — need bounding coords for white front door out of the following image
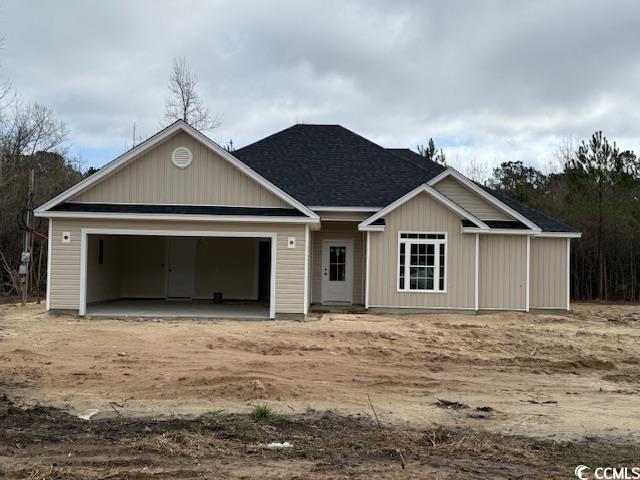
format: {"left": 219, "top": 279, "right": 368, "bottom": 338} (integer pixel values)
{"left": 167, "top": 237, "right": 196, "bottom": 298}
{"left": 321, "top": 240, "right": 353, "bottom": 304}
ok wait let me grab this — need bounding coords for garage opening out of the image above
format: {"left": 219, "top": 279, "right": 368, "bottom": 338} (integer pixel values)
{"left": 82, "top": 232, "right": 274, "bottom": 319}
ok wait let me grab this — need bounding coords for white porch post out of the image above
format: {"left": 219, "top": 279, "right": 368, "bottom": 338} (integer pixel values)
{"left": 365, "top": 231, "right": 370, "bottom": 309}
{"left": 474, "top": 233, "right": 479, "bottom": 312}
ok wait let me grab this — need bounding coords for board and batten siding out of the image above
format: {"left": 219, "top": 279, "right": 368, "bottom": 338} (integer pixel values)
{"left": 48, "top": 218, "right": 305, "bottom": 314}
{"left": 71, "top": 132, "right": 288, "bottom": 208}
{"left": 530, "top": 237, "right": 568, "bottom": 309}
{"left": 311, "top": 221, "right": 365, "bottom": 305}
{"left": 368, "top": 192, "right": 475, "bottom": 309}
{"left": 433, "top": 176, "right": 512, "bottom": 221}
{"left": 478, "top": 235, "right": 527, "bottom": 310}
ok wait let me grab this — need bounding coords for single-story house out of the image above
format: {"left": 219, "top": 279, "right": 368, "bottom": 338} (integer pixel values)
{"left": 35, "top": 120, "right": 580, "bottom": 319}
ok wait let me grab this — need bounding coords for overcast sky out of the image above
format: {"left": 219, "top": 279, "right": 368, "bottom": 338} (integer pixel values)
{"left": 1, "top": 0, "right": 639, "bottom": 174}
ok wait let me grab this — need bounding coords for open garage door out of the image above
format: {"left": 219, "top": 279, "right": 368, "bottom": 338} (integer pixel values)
{"left": 80, "top": 230, "right": 275, "bottom": 319}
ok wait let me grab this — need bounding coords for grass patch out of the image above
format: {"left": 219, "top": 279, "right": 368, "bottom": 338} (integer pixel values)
{"left": 251, "top": 405, "right": 272, "bottom": 421}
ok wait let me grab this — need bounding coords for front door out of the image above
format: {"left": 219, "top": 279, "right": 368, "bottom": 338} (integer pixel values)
{"left": 167, "top": 237, "right": 196, "bottom": 298}
{"left": 321, "top": 240, "right": 353, "bottom": 304}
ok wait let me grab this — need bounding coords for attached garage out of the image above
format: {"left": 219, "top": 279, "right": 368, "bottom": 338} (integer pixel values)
{"left": 84, "top": 230, "right": 274, "bottom": 318}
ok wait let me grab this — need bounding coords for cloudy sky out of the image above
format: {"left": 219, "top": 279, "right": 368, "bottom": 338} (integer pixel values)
{"left": 1, "top": 1, "right": 639, "bottom": 175}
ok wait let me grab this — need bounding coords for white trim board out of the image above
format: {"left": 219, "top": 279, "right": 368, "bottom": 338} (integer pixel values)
{"left": 36, "top": 120, "right": 319, "bottom": 221}
{"left": 428, "top": 168, "right": 542, "bottom": 232}
{"left": 303, "top": 224, "right": 310, "bottom": 314}
{"left": 359, "top": 183, "right": 488, "bottom": 231}
{"left": 310, "top": 206, "right": 381, "bottom": 212}
{"left": 79, "top": 228, "right": 278, "bottom": 319}
{"left": 46, "top": 218, "right": 52, "bottom": 311}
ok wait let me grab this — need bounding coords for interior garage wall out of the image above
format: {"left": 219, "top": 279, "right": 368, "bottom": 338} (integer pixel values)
{"left": 311, "top": 221, "right": 364, "bottom": 305}
{"left": 530, "top": 237, "right": 568, "bottom": 309}
{"left": 120, "top": 235, "right": 166, "bottom": 298}
{"left": 86, "top": 235, "right": 122, "bottom": 304}
{"left": 194, "top": 237, "right": 259, "bottom": 300}
{"left": 478, "top": 235, "right": 527, "bottom": 310}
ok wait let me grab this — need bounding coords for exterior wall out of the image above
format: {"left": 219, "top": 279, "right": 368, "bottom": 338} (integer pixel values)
{"left": 433, "top": 176, "right": 512, "bottom": 221}
{"left": 311, "top": 221, "right": 364, "bottom": 305}
{"left": 71, "top": 132, "right": 288, "bottom": 208}
{"left": 478, "top": 235, "right": 527, "bottom": 310}
{"left": 530, "top": 237, "right": 568, "bottom": 309}
{"left": 48, "top": 218, "right": 305, "bottom": 314}
{"left": 368, "top": 193, "right": 476, "bottom": 309}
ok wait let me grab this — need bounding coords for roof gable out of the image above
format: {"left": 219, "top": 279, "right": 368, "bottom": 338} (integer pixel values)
{"left": 432, "top": 175, "right": 514, "bottom": 221}
{"left": 70, "top": 131, "right": 289, "bottom": 208}
{"left": 359, "top": 183, "right": 488, "bottom": 231}
{"left": 36, "top": 121, "right": 318, "bottom": 219}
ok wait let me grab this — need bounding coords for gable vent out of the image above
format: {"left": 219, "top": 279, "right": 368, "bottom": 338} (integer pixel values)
{"left": 171, "top": 146, "right": 193, "bottom": 169}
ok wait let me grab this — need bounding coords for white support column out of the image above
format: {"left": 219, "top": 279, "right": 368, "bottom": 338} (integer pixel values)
{"left": 474, "top": 233, "right": 479, "bottom": 311}
{"left": 365, "top": 231, "right": 371, "bottom": 309}
{"left": 525, "top": 235, "right": 531, "bottom": 312}
{"left": 566, "top": 237, "right": 571, "bottom": 311}
{"left": 303, "top": 224, "right": 309, "bottom": 315}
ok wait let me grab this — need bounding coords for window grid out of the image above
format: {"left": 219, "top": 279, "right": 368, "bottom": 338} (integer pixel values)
{"left": 398, "top": 232, "right": 447, "bottom": 293}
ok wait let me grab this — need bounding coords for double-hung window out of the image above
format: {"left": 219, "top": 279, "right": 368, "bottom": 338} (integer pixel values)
{"left": 398, "top": 232, "right": 447, "bottom": 292}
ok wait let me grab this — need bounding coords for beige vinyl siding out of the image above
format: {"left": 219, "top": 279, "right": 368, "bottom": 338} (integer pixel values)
{"left": 71, "top": 132, "right": 288, "bottom": 208}
{"left": 311, "top": 221, "right": 365, "bottom": 305}
{"left": 530, "top": 237, "right": 568, "bottom": 309}
{"left": 433, "top": 176, "right": 512, "bottom": 221}
{"left": 49, "top": 218, "right": 305, "bottom": 314}
{"left": 368, "top": 193, "right": 475, "bottom": 309}
{"left": 478, "top": 235, "right": 527, "bottom": 310}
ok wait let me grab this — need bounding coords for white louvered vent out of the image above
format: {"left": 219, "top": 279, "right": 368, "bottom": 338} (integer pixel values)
{"left": 171, "top": 146, "right": 193, "bottom": 169}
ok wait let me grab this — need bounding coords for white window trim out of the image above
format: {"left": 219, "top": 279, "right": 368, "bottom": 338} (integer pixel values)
{"left": 397, "top": 231, "right": 448, "bottom": 294}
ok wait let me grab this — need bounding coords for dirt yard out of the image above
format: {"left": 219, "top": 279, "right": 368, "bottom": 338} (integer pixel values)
{"left": 1, "top": 302, "right": 640, "bottom": 478}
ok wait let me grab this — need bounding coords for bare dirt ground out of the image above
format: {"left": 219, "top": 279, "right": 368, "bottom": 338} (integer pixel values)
{"left": 1, "top": 302, "right": 640, "bottom": 478}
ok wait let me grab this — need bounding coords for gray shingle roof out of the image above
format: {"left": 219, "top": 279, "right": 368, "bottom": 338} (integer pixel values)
{"left": 233, "top": 124, "right": 577, "bottom": 233}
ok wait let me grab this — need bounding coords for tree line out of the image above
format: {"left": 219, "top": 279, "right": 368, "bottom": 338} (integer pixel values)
{"left": 485, "top": 132, "right": 640, "bottom": 301}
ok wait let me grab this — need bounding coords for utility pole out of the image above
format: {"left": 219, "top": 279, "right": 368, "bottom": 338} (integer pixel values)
{"left": 20, "top": 169, "right": 35, "bottom": 306}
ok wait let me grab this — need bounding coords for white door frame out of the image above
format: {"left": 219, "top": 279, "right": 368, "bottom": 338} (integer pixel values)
{"left": 79, "top": 228, "right": 277, "bottom": 318}
{"left": 321, "top": 239, "right": 354, "bottom": 304}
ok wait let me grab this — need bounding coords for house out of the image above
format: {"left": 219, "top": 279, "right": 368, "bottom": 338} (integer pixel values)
{"left": 35, "top": 120, "right": 580, "bottom": 319}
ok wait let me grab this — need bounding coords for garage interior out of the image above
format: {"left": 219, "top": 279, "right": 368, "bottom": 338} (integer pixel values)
{"left": 85, "top": 234, "right": 272, "bottom": 318}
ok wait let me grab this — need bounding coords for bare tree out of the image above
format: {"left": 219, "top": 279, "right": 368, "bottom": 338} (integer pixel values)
{"left": 163, "top": 56, "right": 220, "bottom": 131}
{"left": 462, "top": 156, "right": 490, "bottom": 184}
{"left": 0, "top": 101, "right": 68, "bottom": 162}
{"left": 0, "top": 36, "right": 14, "bottom": 122}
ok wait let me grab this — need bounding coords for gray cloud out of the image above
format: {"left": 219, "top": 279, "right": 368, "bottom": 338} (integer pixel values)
{"left": 2, "top": 0, "right": 639, "bottom": 173}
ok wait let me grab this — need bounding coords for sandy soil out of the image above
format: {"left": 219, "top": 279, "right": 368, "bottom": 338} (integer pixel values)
{"left": 1, "top": 302, "right": 640, "bottom": 444}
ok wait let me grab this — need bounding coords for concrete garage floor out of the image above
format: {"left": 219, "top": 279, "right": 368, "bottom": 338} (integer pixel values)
{"left": 86, "top": 299, "right": 270, "bottom": 319}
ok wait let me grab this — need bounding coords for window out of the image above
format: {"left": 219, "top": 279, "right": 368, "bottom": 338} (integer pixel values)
{"left": 398, "top": 233, "right": 446, "bottom": 292}
{"left": 329, "top": 246, "right": 346, "bottom": 281}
